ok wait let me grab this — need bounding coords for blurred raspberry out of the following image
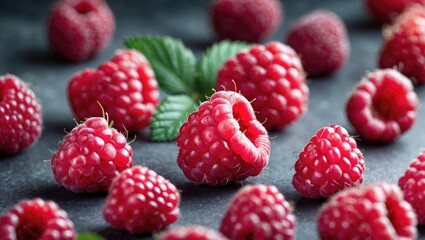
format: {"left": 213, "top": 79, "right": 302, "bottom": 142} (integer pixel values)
{"left": 365, "top": 0, "right": 425, "bottom": 23}
{"left": 48, "top": 0, "right": 115, "bottom": 61}
{"left": 379, "top": 6, "right": 425, "bottom": 83}
{"left": 0, "top": 74, "right": 42, "bottom": 155}
{"left": 287, "top": 10, "right": 349, "bottom": 77}
{"left": 211, "top": 0, "right": 283, "bottom": 42}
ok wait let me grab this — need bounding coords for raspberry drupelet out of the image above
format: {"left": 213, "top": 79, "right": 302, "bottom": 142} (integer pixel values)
{"left": 217, "top": 41, "right": 309, "bottom": 131}
{"left": 318, "top": 183, "right": 417, "bottom": 240}
{"left": 0, "top": 74, "right": 42, "bottom": 155}
{"left": 176, "top": 91, "right": 270, "bottom": 186}
{"left": 292, "top": 124, "right": 365, "bottom": 198}
{"left": 51, "top": 117, "right": 133, "bottom": 193}
{"left": 379, "top": 6, "right": 425, "bottom": 84}
{"left": 220, "top": 184, "right": 296, "bottom": 240}
{"left": 103, "top": 166, "right": 180, "bottom": 234}
{"left": 68, "top": 49, "right": 159, "bottom": 133}
{"left": 0, "top": 198, "right": 76, "bottom": 240}
{"left": 157, "top": 225, "right": 227, "bottom": 240}
{"left": 346, "top": 69, "right": 418, "bottom": 143}
{"left": 399, "top": 150, "right": 425, "bottom": 225}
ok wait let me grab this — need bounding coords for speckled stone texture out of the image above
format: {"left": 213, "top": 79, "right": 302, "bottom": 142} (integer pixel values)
{"left": 1, "top": 0, "right": 425, "bottom": 239}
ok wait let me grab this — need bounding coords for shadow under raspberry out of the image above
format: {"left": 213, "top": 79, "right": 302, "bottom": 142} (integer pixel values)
{"left": 98, "top": 227, "right": 152, "bottom": 240}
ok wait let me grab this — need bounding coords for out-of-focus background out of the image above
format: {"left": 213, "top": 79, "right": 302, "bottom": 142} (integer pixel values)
{"left": 1, "top": 0, "right": 425, "bottom": 239}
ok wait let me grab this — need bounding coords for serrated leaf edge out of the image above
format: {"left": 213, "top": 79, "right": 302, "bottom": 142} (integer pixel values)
{"left": 150, "top": 95, "right": 197, "bottom": 142}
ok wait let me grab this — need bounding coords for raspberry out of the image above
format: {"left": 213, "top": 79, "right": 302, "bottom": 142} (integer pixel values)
{"left": 0, "top": 198, "right": 76, "bottom": 240}
{"left": 176, "top": 91, "right": 270, "bottom": 186}
{"left": 103, "top": 166, "right": 180, "bottom": 234}
{"left": 216, "top": 42, "right": 309, "bottom": 131}
{"left": 220, "top": 184, "right": 296, "bottom": 239}
{"left": 47, "top": 0, "right": 115, "bottom": 62}
{"left": 365, "top": 0, "right": 425, "bottom": 23}
{"left": 399, "top": 150, "right": 425, "bottom": 224}
{"left": 68, "top": 49, "right": 159, "bottom": 133}
{"left": 292, "top": 124, "right": 365, "bottom": 199}
{"left": 210, "top": 0, "right": 283, "bottom": 42}
{"left": 286, "top": 10, "right": 350, "bottom": 77}
{"left": 51, "top": 116, "right": 133, "bottom": 193}
{"left": 379, "top": 6, "right": 425, "bottom": 84}
{"left": 317, "top": 183, "right": 417, "bottom": 240}
{"left": 346, "top": 69, "right": 418, "bottom": 143}
{"left": 0, "top": 74, "right": 42, "bottom": 155}
{"left": 157, "top": 225, "right": 227, "bottom": 240}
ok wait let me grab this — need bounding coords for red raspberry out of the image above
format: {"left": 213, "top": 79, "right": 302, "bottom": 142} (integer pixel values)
{"left": 399, "top": 150, "right": 425, "bottom": 224}
{"left": 210, "top": 0, "right": 283, "bottom": 42}
{"left": 103, "top": 166, "right": 180, "bottom": 234}
{"left": 0, "top": 198, "right": 76, "bottom": 240}
{"left": 286, "top": 10, "right": 350, "bottom": 77}
{"left": 157, "top": 225, "right": 227, "bottom": 240}
{"left": 47, "top": 0, "right": 115, "bottom": 62}
{"left": 68, "top": 49, "right": 159, "bottom": 133}
{"left": 176, "top": 91, "right": 270, "bottom": 186}
{"left": 379, "top": 6, "right": 425, "bottom": 83}
{"left": 220, "top": 184, "right": 296, "bottom": 240}
{"left": 346, "top": 69, "right": 418, "bottom": 143}
{"left": 0, "top": 74, "right": 42, "bottom": 155}
{"left": 317, "top": 183, "right": 417, "bottom": 240}
{"left": 51, "top": 117, "right": 133, "bottom": 193}
{"left": 292, "top": 124, "right": 365, "bottom": 199}
{"left": 216, "top": 42, "right": 309, "bottom": 131}
{"left": 365, "top": 0, "right": 425, "bottom": 23}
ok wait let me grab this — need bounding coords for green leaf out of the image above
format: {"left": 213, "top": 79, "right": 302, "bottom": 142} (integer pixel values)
{"left": 196, "top": 40, "right": 250, "bottom": 100}
{"left": 77, "top": 233, "right": 104, "bottom": 240}
{"left": 125, "top": 36, "right": 196, "bottom": 96}
{"left": 150, "top": 95, "right": 197, "bottom": 141}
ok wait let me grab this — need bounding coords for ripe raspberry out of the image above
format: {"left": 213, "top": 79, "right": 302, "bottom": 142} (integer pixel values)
{"left": 210, "top": 0, "right": 283, "bottom": 42}
{"left": 216, "top": 42, "right": 309, "bottom": 131}
{"left": 379, "top": 6, "right": 425, "bottom": 83}
{"left": 103, "top": 166, "right": 180, "bottom": 234}
{"left": 47, "top": 0, "right": 115, "bottom": 62}
{"left": 346, "top": 69, "right": 418, "bottom": 143}
{"left": 0, "top": 74, "right": 42, "bottom": 155}
{"left": 220, "top": 184, "right": 296, "bottom": 239}
{"left": 68, "top": 49, "right": 159, "bottom": 133}
{"left": 0, "top": 198, "right": 76, "bottom": 240}
{"left": 365, "top": 0, "right": 425, "bottom": 23}
{"left": 317, "top": 183, "right": 417, "bottom": 240}
{"left": 399, "top": 150, "right": 425, "bottom": 224}
{"left": 292, "top": 124, "right": 365, "bottom": 199}
{"left": 176, "top": 91, "right": 270, "bottom": 186}
{"left": 157, "top": 225, "right": 227, "bottom": 240}
{"left": 51, "top": 117, "right": 133, "bottom": 193}
{"left": 286, "top": 10, "right": 350, "bottom": 77}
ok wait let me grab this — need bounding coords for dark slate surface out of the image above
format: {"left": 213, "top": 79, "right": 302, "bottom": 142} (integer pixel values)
{"left": 1, "top": 0, "right": 425, "bottom": 239}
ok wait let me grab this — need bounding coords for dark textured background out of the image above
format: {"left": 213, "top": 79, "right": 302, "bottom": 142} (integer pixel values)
{"left": 1, "top": 0, "right": 425, "bottom": 239}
